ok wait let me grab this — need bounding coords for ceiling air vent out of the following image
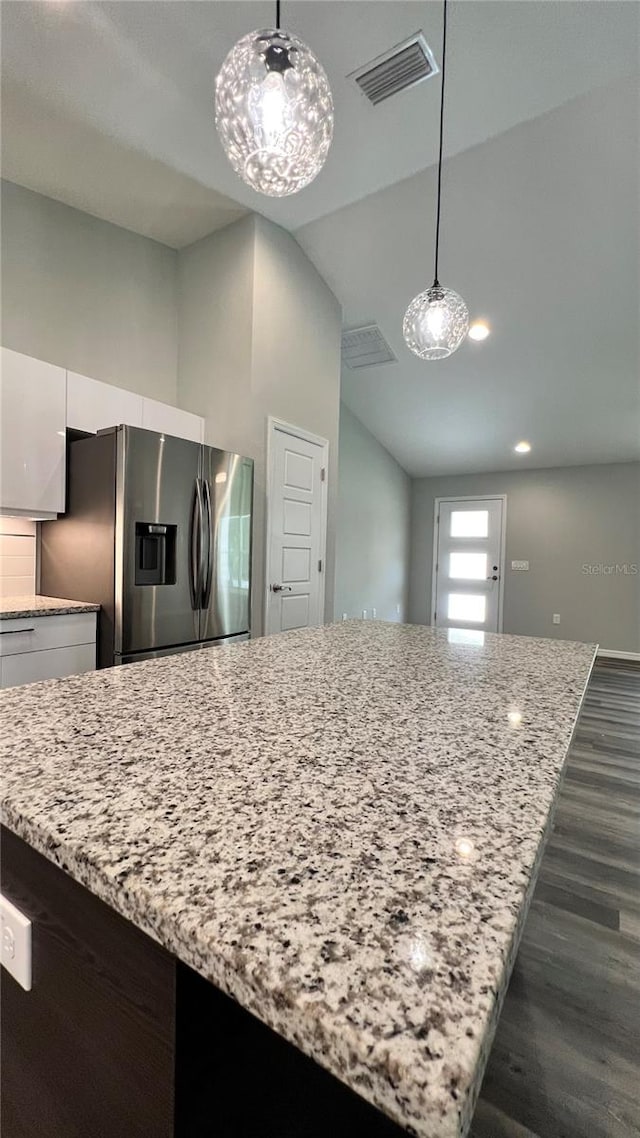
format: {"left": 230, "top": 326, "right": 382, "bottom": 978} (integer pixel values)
{"left": 349, "top": 33, "right": 439, "bottom": 106}
{"left": 341, "top": 325, "right": 397, "bottom": 369}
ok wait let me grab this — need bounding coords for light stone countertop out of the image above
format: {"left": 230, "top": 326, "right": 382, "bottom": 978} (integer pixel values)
{"left": 0, "top": 620, "right": 596, "bottom": 1137}
{"left": 0, "top": 595, "right": 100, "bottom": 619}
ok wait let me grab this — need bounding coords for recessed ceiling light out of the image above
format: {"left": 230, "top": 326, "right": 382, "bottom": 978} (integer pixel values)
{"left": 514, "top": 441, "right": 531, "bottom": 454}
{"left": 468, "top": 321, "right": 490, "bottom": 342}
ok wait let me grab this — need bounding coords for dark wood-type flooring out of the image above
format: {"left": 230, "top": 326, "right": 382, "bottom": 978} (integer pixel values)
{"left": 471, "top": 658, "right": 640, "bottom": 1138}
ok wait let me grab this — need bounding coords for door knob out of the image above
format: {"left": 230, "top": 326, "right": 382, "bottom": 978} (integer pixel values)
{"left": 272, "top": 584, "right": 292, "bottom": 592}
{"left": 487, "top": 575, "right": 499, "bottom": 581}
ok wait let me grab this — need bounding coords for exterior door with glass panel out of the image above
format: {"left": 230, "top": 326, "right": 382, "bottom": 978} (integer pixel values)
{"left": 433, "top": 498, "right": 505, "bottom": 632}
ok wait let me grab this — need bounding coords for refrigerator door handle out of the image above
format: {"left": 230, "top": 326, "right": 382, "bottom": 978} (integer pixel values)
{"left": 190, "top": 478, "right": 205, "bottom": 610}
{"left": 202, "top": 477, "right": 214, "bottom": 611}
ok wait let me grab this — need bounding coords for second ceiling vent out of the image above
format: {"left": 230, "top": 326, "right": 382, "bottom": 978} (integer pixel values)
{"left": 349, "top": 33, "right": 439, "bottom": 106}
{"left": 341, "top": 325, "right": 397, "bottom": 369}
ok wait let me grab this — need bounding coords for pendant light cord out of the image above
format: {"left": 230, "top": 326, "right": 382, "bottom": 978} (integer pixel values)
{"left": 433, "top": 0, "right": 448, "bottom": 288}
{"left": 276, "top": 0, "right": 281, "bottom": 29}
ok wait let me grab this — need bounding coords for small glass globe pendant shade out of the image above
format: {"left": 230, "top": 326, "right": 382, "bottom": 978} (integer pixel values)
{"left": 215, "top": 28, "right": 334, "bottom": 197}
{"left": 403, "top": 284, "right": 470, "bottom": 360}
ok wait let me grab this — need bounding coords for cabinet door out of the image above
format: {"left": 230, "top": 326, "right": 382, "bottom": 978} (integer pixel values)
{"left": 0, "top": 612, "right": 97, "bottom": 656}
{"left": 0, "top": 611, "right": 96, "bottom": 689}
{"left": 0, "top": 348, "right": 66, "bottom": 517}
{"left": 67, "top": 372, "right": 143, "bottom": 434}
{"left": 0, "top": 644, "right": 96, "bottom": 689}
{"left": 142, "top": 397, "right": 204, "bottom": 443}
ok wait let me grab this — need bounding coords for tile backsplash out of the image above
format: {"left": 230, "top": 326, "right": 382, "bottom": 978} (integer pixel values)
{"left": 0, "top": 518, "right": 36, "bottom": 597}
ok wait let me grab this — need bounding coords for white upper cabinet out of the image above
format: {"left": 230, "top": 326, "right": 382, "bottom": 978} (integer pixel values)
{"left": 1, "top": 351, "right": 206, "bottom": 520}
{"left": 67, "top": 371, "right": 204, "bottom": 444}
{"left": 0, "top": 348, "right": 66, "bottom": 518}
{"left": 142, "top": 397, "right": 204, "bottom": 443}
{"left": 67, "top": 371, "right": 143, "bottom": 434}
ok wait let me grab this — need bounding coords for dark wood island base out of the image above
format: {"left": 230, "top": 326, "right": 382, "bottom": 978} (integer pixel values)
{"left": 1, "top": 827, "right": 405, "bottom": 1138}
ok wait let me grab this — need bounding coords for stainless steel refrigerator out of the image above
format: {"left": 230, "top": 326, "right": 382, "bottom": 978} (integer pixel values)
{"left": 40, "top": 425, "right": 253, "bottom": 667}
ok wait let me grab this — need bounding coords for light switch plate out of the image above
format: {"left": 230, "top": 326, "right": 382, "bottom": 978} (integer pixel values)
{"left": 511, "top": 560, "right": 529, "bottom": 571}
{"left": 1, "top": 893, "right": 32, "bottom": 991}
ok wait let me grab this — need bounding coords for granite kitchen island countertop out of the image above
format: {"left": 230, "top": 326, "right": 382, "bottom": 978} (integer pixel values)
{"left": 0, "top": 621, "right": 596, "bottom": 1137}
{"left": 0, "top": 595, "right": 100, "bottom": 619}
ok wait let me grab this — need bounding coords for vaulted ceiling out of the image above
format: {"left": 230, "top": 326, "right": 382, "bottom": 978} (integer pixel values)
{"left": 2, "top": 1, "right": 638, "bottom": 474}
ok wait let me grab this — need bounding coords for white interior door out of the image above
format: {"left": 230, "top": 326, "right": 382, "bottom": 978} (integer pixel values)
{"left": 266, "top": 423, "right": 327, "bottom": 636}
{"left": 433, "top": 498, "right": 505, "bottom": 632}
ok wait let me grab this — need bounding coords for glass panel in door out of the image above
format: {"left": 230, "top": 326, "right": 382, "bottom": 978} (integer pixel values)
{"left": 450, "top": 510, "right": 489, "bottom": 538}
{"left": 434, "top": 498, "right": 504, "bottom": 632}
{"left": 449, "top": 552, "right": 488, "bottom": 580}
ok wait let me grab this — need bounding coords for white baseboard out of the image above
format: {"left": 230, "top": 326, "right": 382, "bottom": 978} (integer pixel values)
{"left": 597, "top": 649, "right": 640, "bottom": 662}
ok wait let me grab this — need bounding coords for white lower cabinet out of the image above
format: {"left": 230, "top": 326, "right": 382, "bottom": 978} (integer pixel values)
{"left": 1, "top": 643, "right": 95, "bottom": 688}
{"left": 0, "top": 611, "right": 97, "bottom": 689}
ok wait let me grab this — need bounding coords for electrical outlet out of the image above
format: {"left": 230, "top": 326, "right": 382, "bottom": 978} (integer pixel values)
{"left": 396, "top": 603, "right": 401, "bottom": 616}
{"left": 1, "top": 894, "right": 32, "bottom": 991}
{"left": 553, "top": 613, "right": 561, "bottom": 625}
{"left": 362, "top": 609, "right": 367, "bottom": 620}
{"left": 342, "top": 612, "right": 348, "bottom": 621}
{"left": 372, "top": 607, "right": 377, "bottom": 619}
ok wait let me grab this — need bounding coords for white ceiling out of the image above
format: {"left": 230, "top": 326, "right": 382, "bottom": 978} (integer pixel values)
{"left": 3, "top": 1, "right": 638, "bottom": 238}
{"left": 298, "top": 76, "right": 640, "bottom": 475}
{"left": 1, "top": 78, "right": 247, "bottom": 248}
{"left": 2, "top": 1, "right": 639, "bottom": 474}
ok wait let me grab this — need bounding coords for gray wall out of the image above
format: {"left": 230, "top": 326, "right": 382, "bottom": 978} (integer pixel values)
{"left": 176, "top": 214, "right": 255, "bottom": 453}
{"left": 1, "top": 180, "right": 178, "bottom": 401}
{"left": 252, "top": 216, "right": 341, "bottom": 630}
{"left": 410, "top": 462, "right": 640, "bottom": 652}
{"left": 335, "top": 404, "right": 411, "bottom": 622}
{"left": 178, "top": 214, "right": 342, "bottom": 635}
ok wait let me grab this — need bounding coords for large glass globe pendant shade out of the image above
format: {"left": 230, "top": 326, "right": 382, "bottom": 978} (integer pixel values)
{"left": 403, "top": 284, "right": 469, "bottom": 360}
{"left": 215, "top": 28, "right": 334, "bottom": 197}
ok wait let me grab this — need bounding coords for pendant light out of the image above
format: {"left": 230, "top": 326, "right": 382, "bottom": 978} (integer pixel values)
{"left": 403, "top": 0, "right": 469, "bottom": 360}
{"left": 215, "top": 0, "right": 334, "bottom": 198}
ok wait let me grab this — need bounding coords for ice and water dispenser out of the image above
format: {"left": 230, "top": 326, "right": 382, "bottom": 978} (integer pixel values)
{"left": 134, "top": 522, "right": 177, "bottom": 586}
